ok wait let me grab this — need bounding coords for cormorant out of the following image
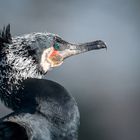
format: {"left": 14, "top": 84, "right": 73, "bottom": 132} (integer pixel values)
{"left": 0, "top": 25, "right": 106, "bottom": 140}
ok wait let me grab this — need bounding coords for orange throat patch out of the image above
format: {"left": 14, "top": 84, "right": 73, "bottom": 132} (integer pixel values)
{"left": 48, "top": 48, "right": 63, "bottom": 67}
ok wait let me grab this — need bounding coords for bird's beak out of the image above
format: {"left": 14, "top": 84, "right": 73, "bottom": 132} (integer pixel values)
{"left": 45, "top": 40, "right": 107, "bottom": 69}
{"left": 59, "top": 40, "right": 107, "bottom": 59}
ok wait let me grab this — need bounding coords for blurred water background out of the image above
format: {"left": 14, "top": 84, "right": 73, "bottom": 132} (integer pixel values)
{"left": 0, "top": 0, "right": 140, "bottom": 140}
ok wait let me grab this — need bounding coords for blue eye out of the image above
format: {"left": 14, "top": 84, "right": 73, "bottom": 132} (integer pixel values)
{"left": 54, "top": 43, "right": 60, "bottom": 50}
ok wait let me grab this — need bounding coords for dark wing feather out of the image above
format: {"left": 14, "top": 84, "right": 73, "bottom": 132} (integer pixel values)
{"left": 0, "top": 121, "right": 28, "bottom": 140}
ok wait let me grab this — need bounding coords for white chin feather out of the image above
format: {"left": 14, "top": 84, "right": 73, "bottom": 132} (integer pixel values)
{"left": 40, "top": 48, "right": 51, "bottom": 72}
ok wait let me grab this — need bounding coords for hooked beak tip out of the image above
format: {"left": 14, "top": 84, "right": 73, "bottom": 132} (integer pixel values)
{"left": 95, "top": 40, "right": 107, "bottom": 50}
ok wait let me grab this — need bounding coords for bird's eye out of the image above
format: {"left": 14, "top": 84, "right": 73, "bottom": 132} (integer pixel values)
{"left": 54, "top": 43, "right": 60, "bottom": 50}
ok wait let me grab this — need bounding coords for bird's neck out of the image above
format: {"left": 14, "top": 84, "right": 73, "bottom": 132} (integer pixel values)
{"left": 0, "top": 49, "right": 42, "bottom": 110}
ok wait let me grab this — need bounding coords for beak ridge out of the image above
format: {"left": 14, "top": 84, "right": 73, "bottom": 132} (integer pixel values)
{"left": 78, "top": 40, "right": 107, "bottom": 51}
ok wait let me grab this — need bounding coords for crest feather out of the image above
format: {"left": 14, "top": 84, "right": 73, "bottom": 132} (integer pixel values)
{"left": 0, "top": 24, "right": 12, "bottom": 45}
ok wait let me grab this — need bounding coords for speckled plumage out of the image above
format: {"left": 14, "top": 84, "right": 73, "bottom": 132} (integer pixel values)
{"left": 0, "top": 25, "right": 106, "bottom": 140}
{"left": 0, "top": 26, "right": 59, "bottom": 109}
{"left": 0, "top": 25, "right": 80, "bottom": 140}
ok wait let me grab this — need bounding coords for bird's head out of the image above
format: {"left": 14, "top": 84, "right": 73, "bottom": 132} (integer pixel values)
{"left": 29, "top": 33, "right": 107, "bottom": 73}
{"left": 0, "top": 25, "right": 107, "bottom": 78}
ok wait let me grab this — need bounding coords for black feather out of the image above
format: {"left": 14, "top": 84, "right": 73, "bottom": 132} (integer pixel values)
{"left": 0, "top": 121, "right": 28, "bottom": 140}
{"left": 0, "top": 24, "right": 12, "bottom": 46}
